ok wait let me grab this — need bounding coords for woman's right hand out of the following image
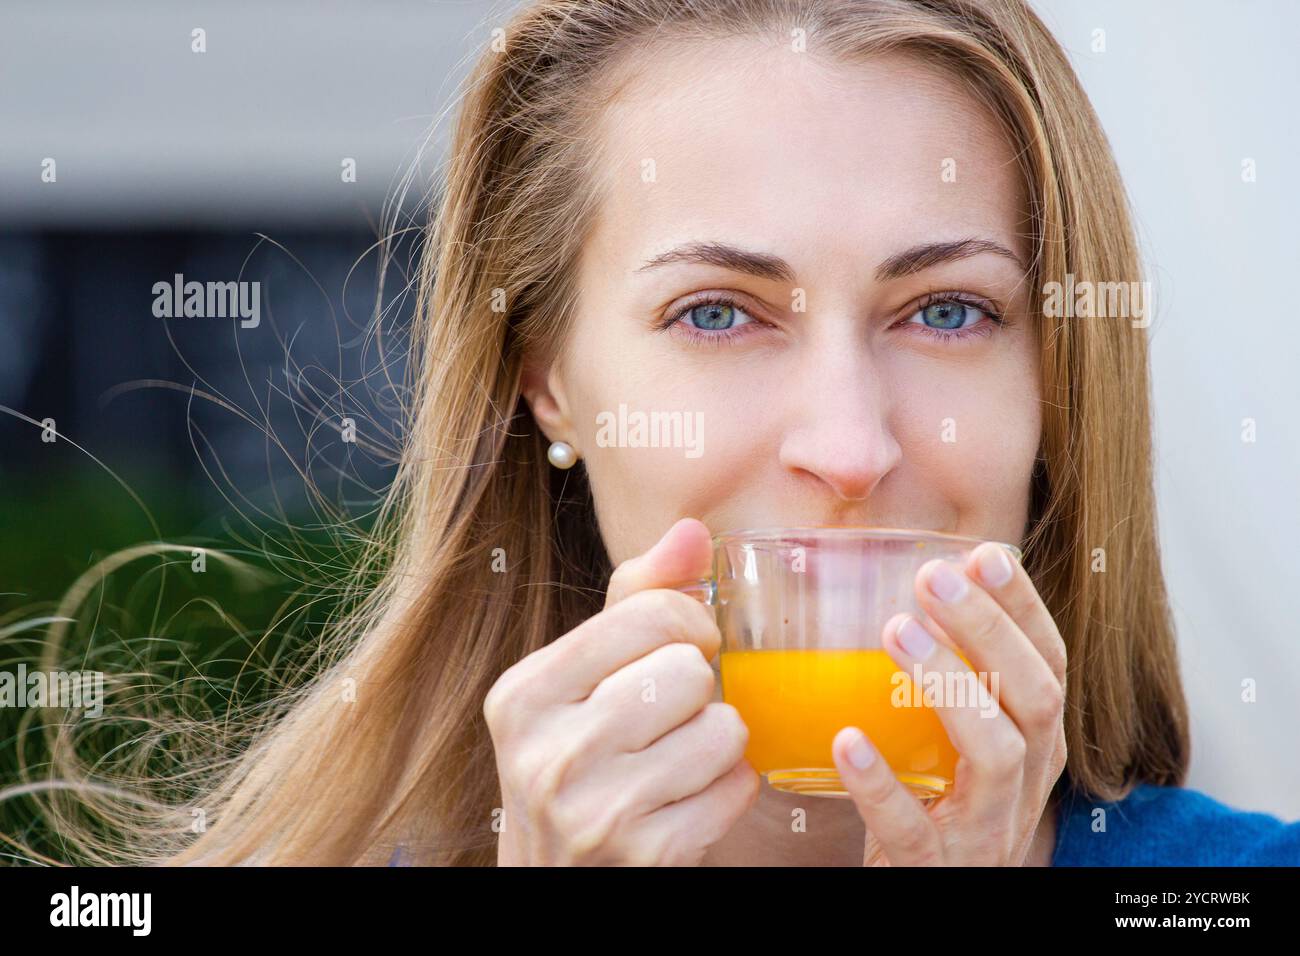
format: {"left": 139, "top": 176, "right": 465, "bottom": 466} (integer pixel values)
{"left": 484, "top": 517, "right": 760, "bottom": 865}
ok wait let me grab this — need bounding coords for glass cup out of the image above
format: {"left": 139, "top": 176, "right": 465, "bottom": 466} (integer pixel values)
{"left": 674, "top": 526, "right": 1022, "bottom": 801}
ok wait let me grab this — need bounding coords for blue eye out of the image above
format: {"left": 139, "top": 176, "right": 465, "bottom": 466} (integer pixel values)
{"left": 903, "top": 294, "right": 1004, "bottom": 341}
{"left": 683, "top": 300, "right": 754, "bottom": 331}
{"left": 918, "top": 300, "right": 980, "bottom": 330}
{"left": 657, "top": 293, "right": 765, "bottom": 348}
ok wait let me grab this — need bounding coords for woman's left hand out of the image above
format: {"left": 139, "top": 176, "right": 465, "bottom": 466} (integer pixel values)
{"left": 831, "top": 541, "right": 1068, "bottom": 866}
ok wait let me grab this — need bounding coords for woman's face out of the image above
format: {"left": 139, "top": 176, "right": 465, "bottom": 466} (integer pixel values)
{"left": 524, "top": 42, "right": 1041, "bottom": 566}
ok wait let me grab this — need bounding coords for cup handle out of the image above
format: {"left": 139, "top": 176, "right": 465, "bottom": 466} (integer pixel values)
{"left": 673, "top": 578, "right": 717, "bottom": 607}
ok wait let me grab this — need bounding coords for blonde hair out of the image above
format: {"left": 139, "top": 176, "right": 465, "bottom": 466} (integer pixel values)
{"left": 5, "top": 0, "right": 1187, "bottom": 866}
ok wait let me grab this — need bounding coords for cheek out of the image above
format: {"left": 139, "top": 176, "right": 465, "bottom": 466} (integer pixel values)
{"left": 889, "top": 360, "right": 1041, "bottom": 508}
{"left": 562, "top": 336, "right": 727, "bottom": 563}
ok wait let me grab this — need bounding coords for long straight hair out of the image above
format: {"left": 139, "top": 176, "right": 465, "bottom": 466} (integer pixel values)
{"left": 12, "top": 0, "right": 1187, "bottom": 866}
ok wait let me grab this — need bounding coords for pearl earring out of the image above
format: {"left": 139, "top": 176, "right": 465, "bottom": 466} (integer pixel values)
{"left": 547, "top": 440, "right": 578, "bottom": 470}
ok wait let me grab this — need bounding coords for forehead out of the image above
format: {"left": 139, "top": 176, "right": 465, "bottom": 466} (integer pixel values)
{"left": 582, "top": 38, "right": 1029, "bottom": 279}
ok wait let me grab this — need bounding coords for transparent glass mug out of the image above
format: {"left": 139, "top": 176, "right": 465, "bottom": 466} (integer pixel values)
{"left": 674, "top": 527, "right": 1022, "bottom": 801}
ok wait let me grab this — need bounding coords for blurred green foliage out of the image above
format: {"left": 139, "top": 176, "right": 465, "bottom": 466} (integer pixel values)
{"left": 0, "top": 465, "right": 370, "bottom": 864}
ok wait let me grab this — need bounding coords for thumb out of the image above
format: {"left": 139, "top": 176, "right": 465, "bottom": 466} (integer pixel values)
{"left": 604, "top": 517, "right": 714, "bottom": 608}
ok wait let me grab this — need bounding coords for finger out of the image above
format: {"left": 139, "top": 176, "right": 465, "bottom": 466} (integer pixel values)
{"left": 957, "top": 545, "right": 1068, "bottom": 787}
{"left": 882, "top": 611, "right": 1026, "bottom": 829}
{"left": 832, "top": 726, "right": 942, "bottom": 865}
{"left": 585, "top": 640, "right": 717, "bottom": 752}
{"left": 605, "top": 517, "right": 713, "bottom": 609}
{"left": 913, "top": 556, "right": 1063, "bottom": 747}
{"left": 613, "top": 701, "right": 751, "bottom": 809}
{"left": 641, "top": 757, "right": 761, "bottom": 863}
{"left": 514, "top": 587, "right": 720, "bottom": 707}
{"left": 963, "top": 543, "right": 1067, "bottom": 688}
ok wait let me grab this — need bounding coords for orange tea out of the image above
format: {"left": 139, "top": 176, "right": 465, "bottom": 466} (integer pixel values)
{"left": 720, "top": 647, "right": 958, "bottom": 799}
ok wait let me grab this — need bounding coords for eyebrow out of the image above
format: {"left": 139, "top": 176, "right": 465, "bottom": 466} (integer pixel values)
{"left": 634, "top": 237, "right": 1026, "bottom": 284}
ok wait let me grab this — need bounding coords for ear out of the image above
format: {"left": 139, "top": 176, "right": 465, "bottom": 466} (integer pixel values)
{"left": 520, "top": 352, "right": 577, "bottom": 450}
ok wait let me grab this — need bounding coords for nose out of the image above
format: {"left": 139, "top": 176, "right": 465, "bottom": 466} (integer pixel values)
{"left": 777, "top": 329, "right": 901, "bottom": 502}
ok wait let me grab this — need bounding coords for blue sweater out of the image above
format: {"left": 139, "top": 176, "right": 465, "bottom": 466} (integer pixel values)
{"left": 387, "top": 783, "right": 1300, "bottom": 865}
{"left": 1051, "top": 783, "right": 1300, "bottom": 865}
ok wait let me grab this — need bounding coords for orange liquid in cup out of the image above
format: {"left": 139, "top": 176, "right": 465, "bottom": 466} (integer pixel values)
{"left": 720, "top": 648, "right": 958, "bottom": 799}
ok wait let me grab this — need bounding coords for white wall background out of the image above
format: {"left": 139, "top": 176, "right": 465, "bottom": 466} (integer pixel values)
{"left": 2, "top": 0, "right": 1296, "bottom": 816}
{"left": 1032, "top": 0, "right": 1300, "bottom": 819}
{"left": 0, "top": 0, "right": 492, "bottom": 225}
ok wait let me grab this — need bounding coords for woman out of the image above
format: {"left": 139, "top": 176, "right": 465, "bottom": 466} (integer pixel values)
{"left": 16, "top": 0, "right": 1299, "bottom": 866}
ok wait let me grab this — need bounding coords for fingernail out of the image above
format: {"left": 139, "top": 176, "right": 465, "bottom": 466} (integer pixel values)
{"left": 927, "top": 561, "right": 968, "bottom": 603}
{"left": 977, "top": 544, "right": 1013, "bottom": 587}
{"left": 897, "top": 615, "right": 935, "bottom": 661}
{"left": 846, "top": 728, "right": 877, "bottom": 770}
